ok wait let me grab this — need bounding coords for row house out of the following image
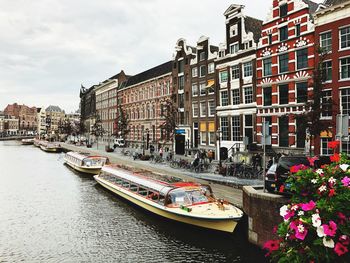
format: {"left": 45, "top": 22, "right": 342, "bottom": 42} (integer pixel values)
{"left": 190, "top": 36, "right": 218, "bottom": 157}
{"left": 2, "top": 115, "right": 20, "bottom": 135}
{"left": 172, "top": 39, "right": 196, "bottom": 155}
{"left": 4, "top": 103, "right": 37, "bottom": 135}
{"left": 37, "top": 107, "right": 47, "bottom": 137}
{"left": 216, "top": 4, "right": 262, "bottom": 156}
{"left": 314, "top": 0, "right": 350, "bottom": 154}
{"left": 118, "top": 61, "right": 173, "bottom": 150}
{"left": 80, "top": 85, "right": 97, "bottom": 134}
{"left": 0, "top": 113, "right": 4, "bottom": 136}
{"left": 256, "top": 0, "right": 319, "bottom": 153}
{"left": 95, "top": 70, "right": 128, "bottom": 142}
{"left": 45, "top": 105, "right": 65, "bottom": 135}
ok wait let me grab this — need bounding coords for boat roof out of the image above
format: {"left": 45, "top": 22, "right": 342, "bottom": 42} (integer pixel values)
{"left": 67, "top": 151, "right": 106, "bottom": 161}
{"left": 102, "top": 165, "right": 174, "bottom": 195}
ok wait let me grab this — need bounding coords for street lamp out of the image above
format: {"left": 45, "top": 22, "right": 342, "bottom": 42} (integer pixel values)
{"left": 216, "top": 128, "right": 222, "bottom": 167}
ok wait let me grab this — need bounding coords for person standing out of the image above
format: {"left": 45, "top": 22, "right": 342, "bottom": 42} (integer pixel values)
{"left": 159, "top": 147, "right": 163, "bottom": 158}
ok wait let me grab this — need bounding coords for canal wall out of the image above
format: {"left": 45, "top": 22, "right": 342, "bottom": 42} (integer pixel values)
{"left": 0, "top": 136, "right": 35, "bottom": 141}
{"left": 242, "top": 185, "right": 288, "bottom": 247}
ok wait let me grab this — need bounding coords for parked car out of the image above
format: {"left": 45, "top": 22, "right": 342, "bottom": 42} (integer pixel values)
{"left": 265, "top": 156, "right": 331, "bottom": 194}
{"left": 113, "top": 138, "right": 125, "bottom": 148}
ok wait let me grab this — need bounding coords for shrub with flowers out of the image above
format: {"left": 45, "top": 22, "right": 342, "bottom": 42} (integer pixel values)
{"left": 264, "top": 150, "right": 350, "bottom": 262}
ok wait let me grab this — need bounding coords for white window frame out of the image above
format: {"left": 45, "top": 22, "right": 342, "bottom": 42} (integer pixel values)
{"left": 219, "top": 71, "right": 228, "bottom": 83}
{"left": 200, "top": 101, "right": 206, "bottom": 117}
{"left": 231, "top": 89, "right": 240, "bottom": 105}
{"left": 200, "top": 131, "right": 206, "bottom": 145}
{"left": 339, "top": 25, "right": 350, "bottom": 50}
{"left": 192, "top": 84, "right": 198, "bottom": 97}
{"left": 340, "top": 57, "right": 350, "bottom": 80}
{"left": 230, "top": 43, "right": 239, "bottom": 54}
{"left": 192, "top": 102, "right": 198, "bottom": 117}
{"left": 244, "top": 86, "right": 253, "bottom": 104}
{"left": 208, "top": 62, "right": 215, "bottom": 74}
{"left": 199, "top": 65, "right": 206, "bottom": 78}
{"left": 243, "top": 62, "right": 253, "bottom": 77}
{"left": 192, "top": 67, "right": 198, "bottom": 78}
{"left": 200, "top": 83, "right": 206, "bottom": 96}
{"left": 208, "top": 100, "right": 215, "bottom": 116}
{"left": 320, "top": 31, "right": 332, "bottom": 53}
{"left": 231, "top": 65, "right": 240, "bottom": 80}
{"left": 220, "top": 90, "right": 229, "bottom": 106}
{"left": 208, "top": 132, "right": 215, "bottom": 146}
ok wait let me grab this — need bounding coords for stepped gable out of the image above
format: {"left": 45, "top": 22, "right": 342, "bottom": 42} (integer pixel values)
{"left": 244, "top": 16, "right": 263, "bottom": 43}
{"left": 125, "top": 61, "right": 172, "bottom": 87}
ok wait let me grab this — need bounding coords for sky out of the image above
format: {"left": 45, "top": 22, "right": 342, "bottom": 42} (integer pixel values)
{"left": 0, "top": 0, "right": 323, "bottom": 113}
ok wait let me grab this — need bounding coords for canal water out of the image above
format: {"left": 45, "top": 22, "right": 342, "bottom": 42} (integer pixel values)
{"left": 0, "top": 141, "right": 266, "bottom": 262}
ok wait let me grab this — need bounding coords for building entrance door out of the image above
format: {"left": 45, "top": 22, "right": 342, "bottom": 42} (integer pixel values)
{"left": 175, "top": 134, "right": 185, "bottom": 155}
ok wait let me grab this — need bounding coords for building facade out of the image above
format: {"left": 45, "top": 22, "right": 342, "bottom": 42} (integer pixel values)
{"left": 45, "top": 105, "right": 65, "bottom": 136}
{"left": 172, "top": 39, "right": 196, "bottom": 155}
{"left": 313, "top": 0, "right": 350, "bottom": 155}
{"left": 118, "top": 61, "right": 173, "bottom": 150}
{"left": 190, "top": 36, "right": 218, "bottom": 157}
{"left": 80, "top": 85, "right": 97, "bottom": 135}
{"left": 215, "top": 4, "right": 262, "bottom": 157}
{"left": 4, "top": 103, "right": 37, "bottom": 135}
{"left": 37, "top": 107, "right": 47, "bottom": 137}
{"left": 256, "top": 0, "right": 319, "bottom": 153}
{"left": 95, "top": 70, "right": 128, "bottom": 143}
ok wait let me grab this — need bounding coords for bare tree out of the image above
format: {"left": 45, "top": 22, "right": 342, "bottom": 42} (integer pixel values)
{"left": 159, "top": 96, "right": 177, "bottom": 142}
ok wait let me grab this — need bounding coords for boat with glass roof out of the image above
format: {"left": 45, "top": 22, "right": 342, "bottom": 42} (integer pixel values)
{"left": 64, "top": 151, "right": 109, "bottom": 174}
{"left": 94, "top": 165, "right": 243, "bottom": 233}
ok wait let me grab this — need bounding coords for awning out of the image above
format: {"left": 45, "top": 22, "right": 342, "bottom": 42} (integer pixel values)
{"left": 200, "top": 122, "right": 207, "bottom": 132}
{"left": 320, "top": 130, "right": 332, "bottom": 138}
{"left": 206, "top": 79, "right": 215, "bottom": 88}
{"left": 208, "top": 122, "right": 216, "bottom": 132}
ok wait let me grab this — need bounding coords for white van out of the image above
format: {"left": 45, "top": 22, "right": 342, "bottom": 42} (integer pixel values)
{"left": 113, "top": 138, "right": 125, "bottom": 148}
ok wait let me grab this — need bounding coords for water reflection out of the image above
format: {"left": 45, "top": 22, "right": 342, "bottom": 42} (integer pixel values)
{"left": 0, "top": 141, "right": 266, "bottom": 262}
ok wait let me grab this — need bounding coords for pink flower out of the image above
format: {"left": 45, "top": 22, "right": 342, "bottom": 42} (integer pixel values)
{"left": 338, "top": 212, "right": 347, "bottom": 225}
{"left": 339, "top": 235, "right": 350, "bottom": 246}
{"left": 284, "top": 210, "right": 295, "bottom": 221}
{"left": 263, "top": 239, "right": 280, "bottom": 252}
{"left": 323, "top": 221, "right": 337, "bottom": 237}
{"left": 290, "top": 164, "right": 308, "bottom": 173}
{"left": 334, "top": 242, "right": 348, "bottom": 256}
{"left": 301, "top": 200, "right": 316, "bottom": 211}
{"left": 290, "top": 221, "right": 308, "bottom": 240}
{"left": 341, "top": 176, "right": 350, "bottom": 187}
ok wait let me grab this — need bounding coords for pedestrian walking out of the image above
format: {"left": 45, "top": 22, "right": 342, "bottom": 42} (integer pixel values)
{"left": 159, "top": 147, "right": 163, "bottom": 158}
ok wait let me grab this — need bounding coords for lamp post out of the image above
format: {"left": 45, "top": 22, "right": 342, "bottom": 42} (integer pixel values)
{"left": 216, "top": 128, "right": 222, "bottom": 167}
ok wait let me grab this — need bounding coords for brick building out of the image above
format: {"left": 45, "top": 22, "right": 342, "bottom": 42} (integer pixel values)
{"left": 313, "top": 0, "right": 350, "bottom": 154}
{"left": 190, "top": 36, "right": 218, "bottom": 156}
{"left": 4, "top": 103, "right": 37, "bottom": 135}
{"left": 256, "top": 0, "right": 320, "bottom": 153}
{"left": 215, "top": 4, "right": 262, "bottom": 159}
{"left": 118, "top": 61, "right": 173, "bottom": 150}
{"left": 95, "top": 70, "right": 128, "bottom": 143}
{"left": 172, "top": 39, "right": 196, "bottom": 155}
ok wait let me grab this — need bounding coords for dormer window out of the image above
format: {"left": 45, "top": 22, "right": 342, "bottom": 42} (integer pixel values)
{"left": 230, "top": 43, "right": 239, "bottom": 54}
{"left": 219, "top": 51, "right": 225, "bottom": 58}
{"left": 280, "top": 4, "right": 288, "bottom": 18}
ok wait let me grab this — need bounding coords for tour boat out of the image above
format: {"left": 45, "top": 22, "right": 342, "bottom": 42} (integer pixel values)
{"left": 64, "top": 151, "right": 109, "bottom": 174}
{"left": 40, "top": 141, "right": 62, "bottom": 153}
{"left": 94, "top": 165, "right": 243, "bottom": 233}
{"left": 21, "top": 138, "right": 34, "bottom": 145}
{"left": 33, "top": 138, "right": 41, "bottom": 147}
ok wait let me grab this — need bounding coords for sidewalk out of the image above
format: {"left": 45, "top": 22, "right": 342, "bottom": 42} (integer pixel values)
{"left": 62, "top": 142, "right": 264, "bottom": 208}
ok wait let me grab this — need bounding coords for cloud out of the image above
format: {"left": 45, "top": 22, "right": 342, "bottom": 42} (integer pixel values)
{"left": 0, "top": 0, "right": 323, "bottom": 112}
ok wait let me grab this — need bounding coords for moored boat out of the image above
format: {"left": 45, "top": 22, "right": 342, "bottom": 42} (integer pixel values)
{"left": 64, "top": 151, "right": 109, "bottom": 174}
{"left": 21, "top": 138, "right": 34, "bottom": 145}
{"left": 40, "top": 141, "right": 62, "bottom": 153}
{"left": 94, "top": 165, "right": 243, "bottom": 233}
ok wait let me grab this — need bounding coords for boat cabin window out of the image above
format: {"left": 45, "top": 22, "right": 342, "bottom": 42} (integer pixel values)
{"left": 122, "top": 181, "right": 130, "bottom": 188}
{"left": 138, "top": 187, "right": 148, "bottom": 196}
{"left": 147, "top": 191, "right": 159, "bottom": 201}
{"left": 166, "top": 188, "right": 210, "bottom": 207}
{"left": 130, "top": 184, "right": 138, "bottom": 192}
{"left": 158, "top": 194, "right": 165, "bottom": 204}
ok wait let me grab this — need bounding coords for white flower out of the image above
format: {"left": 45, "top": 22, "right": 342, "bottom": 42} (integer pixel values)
{"left": 328, "top": 177, "right": 336, "bottom": 184}
{"left": 318, "top": 185, "right": 327, "bottom": 192}
{"left": 317, "top": 226, "right": 325, "bottom": 237}
{"left": 340, "top": 164, "right": 350, "bottom": 172}
{"left": 280, "top": 205, "right": 288, "bottom": 218}
{"left": 323, "top": 237, "right": 335, "bottom": 248}
{"left": 297, "top": 224, "right": 305, "bottom": 233}
{"left": 312, "top": 214, "right": 322, "bottom": 227}
{"left": 298, "top": 211, "right": 305, "bottom": 216}
{"left": 311, "top": 179, "right": 318, "bottom": 184}
{"left": 291, "top": 205, "right": 299, "bottom": 211}
{"left": 316, "top": 169, "right": 324, "bottom": 175}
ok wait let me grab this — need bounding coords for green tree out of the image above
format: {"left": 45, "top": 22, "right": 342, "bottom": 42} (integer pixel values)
{"left": 159, "top": 96, "right": 177, "bottom": 141}
{"left": 91, "top": 113, "right": 105, "bottom": 149}
{"left": 115, "top": 104, "right": 129, "bottom": 139}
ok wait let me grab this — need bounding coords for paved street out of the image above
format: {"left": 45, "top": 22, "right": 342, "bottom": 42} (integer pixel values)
{"left": 61, "top": 143, "right": 264, "bottom": 208}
